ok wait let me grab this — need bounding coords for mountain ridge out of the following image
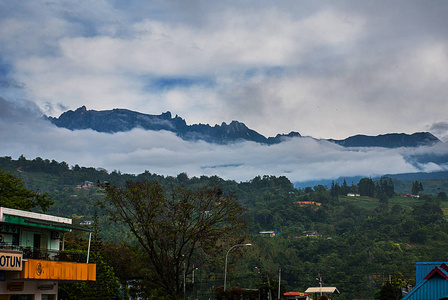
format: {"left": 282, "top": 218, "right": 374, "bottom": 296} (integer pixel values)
{"left": 48, "top": 106, "right": 441, "bottom": 148}
{"left": 329, "top": 132, "right": 440, "bottom": 148}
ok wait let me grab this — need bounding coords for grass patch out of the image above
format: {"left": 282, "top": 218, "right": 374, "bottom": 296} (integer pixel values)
{"left": 339, "top": 195, "right": 379, "bottom": 210}
{"left": 339, "top": 195, "right": 432, "bottom": 211}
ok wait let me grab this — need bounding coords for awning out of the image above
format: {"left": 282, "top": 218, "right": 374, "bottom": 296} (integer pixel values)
{"left": 305, "top": 287, "right": 340, "bottom": 294}
{"left": 23, "top": 218, "right": 92, "bottom": 232}
{"left": 2, "top": 215, "right": 92, "bottom": 232}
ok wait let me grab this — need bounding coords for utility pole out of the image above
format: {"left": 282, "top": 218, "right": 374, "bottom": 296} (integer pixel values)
{"left": 255, "top": 266, "right": 261, "bottom": 300}
{"left": 318, "top": 274, "right": 323, "bottom": 297}
{"left": 183, "top": 262, "right": 186, "bottom": 300}
{"left": 278, "top": 268, "right": 281, "bottom": 299}
{"left": 267, "top": 274, "right": 272, "bottom": 300}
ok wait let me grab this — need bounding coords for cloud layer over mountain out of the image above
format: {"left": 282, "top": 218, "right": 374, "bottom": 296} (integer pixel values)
{"left": 1, "top": 98, "right": 446, "bottom": 183}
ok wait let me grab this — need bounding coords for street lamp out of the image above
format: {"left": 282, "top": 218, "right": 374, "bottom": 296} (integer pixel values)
{"left": 224, "top": 243, "right": 252, "bottom": 291}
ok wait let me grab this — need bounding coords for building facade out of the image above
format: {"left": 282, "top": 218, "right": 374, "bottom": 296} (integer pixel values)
{"left": 0, "top": 207, "right": 96, "bottom": 300}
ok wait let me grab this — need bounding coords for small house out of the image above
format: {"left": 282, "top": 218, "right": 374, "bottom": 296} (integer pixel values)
{"left": 259, "top": 231, "right": 276, "bottom": 237}
{"left": 303, "top": 230, "right": 318, "bottom": 237}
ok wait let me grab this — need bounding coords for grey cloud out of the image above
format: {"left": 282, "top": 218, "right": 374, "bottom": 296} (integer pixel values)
{"left": 429, "top": 122, "right": 448, "bottom": 142}
{"left": 43, "top": 101, "right": 70, "bottom": 115}
{"left": 1, "top": 1, "right": 448, "bottom": 143}
{"left": 0, "top": 97, "right": 43, "bottom": 122}
{"left": 0, "top": 78, "right": 24, "bottom": 89}
{"left": 0, "top": 100, "right": 446, "bottom": 183}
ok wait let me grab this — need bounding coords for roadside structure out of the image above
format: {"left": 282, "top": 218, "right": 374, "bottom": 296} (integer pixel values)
{"left": 0, "top": 207, "right": 96, "bottom": 300}
{"left": 304, "top": 287, "right": 340, "bottom": 299}
{"left": 283, "top": 291, "right": 312, "bottom": 299}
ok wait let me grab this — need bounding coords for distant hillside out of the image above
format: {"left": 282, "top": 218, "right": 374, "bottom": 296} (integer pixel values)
{"left": 3, "top": 157, "right": 448, "bottom": 299}
{"left": 384, "top": 171, "right": 448, "bottom": 181}
{"left": 294, "top": 171, "right": 448, "bottom": 195}
{"left": 329, "top": 132, "right": 440, "bottom": 148}
{"left": 48, "top": 106, "right": 441, "bottom": 147}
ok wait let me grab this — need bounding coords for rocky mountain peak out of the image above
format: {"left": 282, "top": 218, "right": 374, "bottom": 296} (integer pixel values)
{"left": 48, "top": 106, "right": 440, "bottom": 148}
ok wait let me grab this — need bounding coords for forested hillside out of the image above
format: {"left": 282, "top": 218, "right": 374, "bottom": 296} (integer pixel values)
{"left": 2, "top": 155, "right": 448, "bottom": 299}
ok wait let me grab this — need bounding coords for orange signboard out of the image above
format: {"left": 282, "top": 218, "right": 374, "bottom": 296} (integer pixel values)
{"left": 21, "top": 259, "right": 96, "bottom": 281}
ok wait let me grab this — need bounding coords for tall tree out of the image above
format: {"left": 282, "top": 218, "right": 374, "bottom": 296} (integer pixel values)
{"left": 358, "top": 178, "right": 375, "bottom": 197}
{"left": 412, "top": 181, "right": 424, "bottom": 195}
{"left": 99, "top": 180, "right": 248, "bottom": 299}
{"left": 0, "top": 169, "right": 53, "bottom": 212}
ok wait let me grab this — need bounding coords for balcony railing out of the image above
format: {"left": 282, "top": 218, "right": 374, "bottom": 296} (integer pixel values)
{"left": 0, "top": 243, "right": 87, "bottom": 263}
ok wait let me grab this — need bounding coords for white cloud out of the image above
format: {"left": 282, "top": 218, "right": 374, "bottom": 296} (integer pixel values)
{"left": 1, "top": 0, "right": 448, "bottom": 174}
{"left": 1, "top": 99, "right": 445, "bottom": 183}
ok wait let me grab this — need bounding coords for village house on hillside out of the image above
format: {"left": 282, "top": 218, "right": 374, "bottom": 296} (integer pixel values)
{"left": 75, "top": 181, "right": 94, "bottom": 190}
{"left": 259, "top": 231, "right": 276, "bottom": 237}
{"left": 347, "top": 193, "right": 360, "bottom": 197}
{"left": 303, "top": 230, "right": 318, "bottom": 237}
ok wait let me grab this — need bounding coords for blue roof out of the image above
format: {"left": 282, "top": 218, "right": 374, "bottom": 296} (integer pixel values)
{"left": 403, "top": 265, "right": 448, "bottom": 300}
{"left": 417, "top": 262, "right": 448, "bottom": 283}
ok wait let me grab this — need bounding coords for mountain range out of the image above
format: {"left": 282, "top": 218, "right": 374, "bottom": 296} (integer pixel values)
{"left": 48, "top": 106, "right": 441, "bottom": 148}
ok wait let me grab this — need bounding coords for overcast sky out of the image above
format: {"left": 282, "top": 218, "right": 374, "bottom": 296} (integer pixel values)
{"left": 1, "top": 1, "right": 448, "bottom": 182}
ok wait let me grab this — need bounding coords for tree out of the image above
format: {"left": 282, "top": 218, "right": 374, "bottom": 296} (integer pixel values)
{"left": 59, "top": 212, "right": 125, "bottom": 300}
{"left": 379, "top": 282, "right": 401, "bottom": 300}
{"left": 376, "top": 178, "right": 395, "bottom": 199}
{"left": 358, "top": 178, "right": 375, "bottom": 197}
{"left": 330, "top": 181, "right": 340, "bottom": 199}
{"left": 438, "top": 192, "right": 448, "bottom": 201}
{"left": 0, "top": 169, "right": 53, "bottom": 212}
{"left": 58, "top": 255, "right": 124, "bottom": 300}
{"left": 411, "top": 181, "right": 423, "bottom": 195}
{"left": 99, "top": 180, "right": 248, "bottom": 299}
{"left": 341, "top": 179, "right": 349, "bottom": 195}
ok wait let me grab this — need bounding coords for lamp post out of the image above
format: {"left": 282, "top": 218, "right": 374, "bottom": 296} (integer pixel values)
{"left": 192, "top": 265, "right": 198, "bottom": 300}
{"left": 255, "top": 266, "right": 261, "bottom": 300}
{"left": 224, "top": 243, "right": 252, "bottom": 291}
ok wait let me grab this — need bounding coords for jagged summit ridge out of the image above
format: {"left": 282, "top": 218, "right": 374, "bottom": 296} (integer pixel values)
{"left": 49, "top": 106, "right": 182, "bottom": 133}
{"left": 48, "top": 106, "right": 297, "bottom": 144}
{"left": 48, "top": 106, "right": 440, "bottom": 147}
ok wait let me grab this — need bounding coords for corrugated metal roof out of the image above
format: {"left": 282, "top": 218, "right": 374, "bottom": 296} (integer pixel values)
{"left": 0, "top": 207, "right": 71, "bottom": 224}
{"left": 417, "top": 262, "right": 448, "bottom": 283}
{"left": 404, "top": 266, "right": 448, "bottom": 300}
{"left": 305, "top": 287, "right": 340, "bottom": 294}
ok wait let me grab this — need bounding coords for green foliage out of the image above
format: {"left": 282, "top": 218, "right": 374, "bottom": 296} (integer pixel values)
{"left": 412, "top": 181, "right": 424, "bottom": 195}
{"left": 378, "top": 282, "right": 401, "bottom": 300}
{"left": 58, "top": 253, "right": 125, "bottom": 300}
{"left": 439, "top": 191, "right": 448, "bottom": 201}
{"left": 4, "top": 156, "right": 448, "bottom": 299}
{"left": 59, "top": 214, "right": 125, "bottom": 300}
{"left": 0, "top": 168, "right": 53, "bottom": 212}
{"left": 99, "top": 180, "right": 248, "bottom": 299}
{"left": 358, "top": 178, "right": 375, "bottom": 197}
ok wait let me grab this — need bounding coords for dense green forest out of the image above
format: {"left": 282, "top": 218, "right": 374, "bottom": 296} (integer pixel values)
{"left": 2, "top": 155, "right": 448, "bottom": 299}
